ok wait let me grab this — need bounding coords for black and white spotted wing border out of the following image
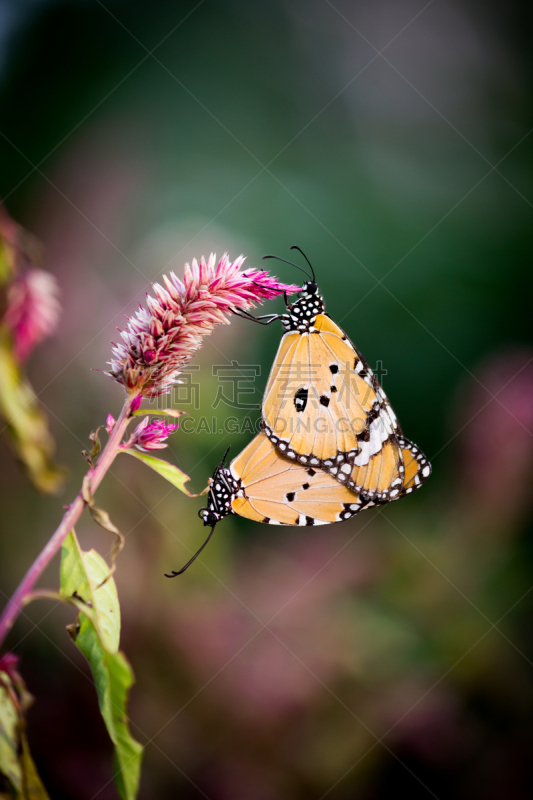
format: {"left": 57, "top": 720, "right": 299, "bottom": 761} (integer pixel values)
{"left": 396, "top": 436, "right": 432, "bottom": 497}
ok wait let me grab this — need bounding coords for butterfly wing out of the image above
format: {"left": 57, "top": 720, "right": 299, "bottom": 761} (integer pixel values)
{"left": 262, "top": 313, "right": 403, "bottom": 499}
{"left": 396, "top": 436, "right": 431, "bottom": 496}
{"left": 230, "top": 432, "right": 368, "bottom": 525}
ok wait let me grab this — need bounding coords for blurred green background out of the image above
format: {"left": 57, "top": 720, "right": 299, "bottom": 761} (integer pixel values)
{"left": 1, "top": 0, "right": 533, "bottom": 797}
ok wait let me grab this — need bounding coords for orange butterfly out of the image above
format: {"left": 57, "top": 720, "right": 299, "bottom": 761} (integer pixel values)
{"left": 165, "top": 430, "right": 430, "bottom": 575}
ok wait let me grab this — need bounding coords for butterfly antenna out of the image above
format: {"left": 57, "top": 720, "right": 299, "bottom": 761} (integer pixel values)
{"left": 262, "top": 254, "right": 312, "bottom": 282}
{"left": 220, "top": 445, "right": 231, "bottom": 467}
{"left": 164, "top": 525, "right": 217, "bottom": 577}
{"left": 290, "top": 246, "right": 316, "bottom": 282}
{"left": 251, "top": 280, "right": 286, "bottom": 294}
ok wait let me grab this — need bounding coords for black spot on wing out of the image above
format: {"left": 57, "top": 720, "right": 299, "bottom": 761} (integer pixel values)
{"left": 305, "top": 516, "right": 315, "bottom": 526}
{"left": 286, "top": 492, "right": 295, "bottom": 502}
{"left": 294, "top": 387, "right": 308, "bottom": 413}
{"left": 320, "top": 395, "right": 330, "bottom": 407}
{"left": 307, "top": 468, "right": 316, "bottom": 476}
{"left": 302, "top": 483, "right": 310, "bottom": 490}
{"left": 331, "top": 385, "right": 337, "bottom": 392}
{"left": 262, "top": 517, "right": 271, "bottom": 524}
{"left": 329, "top": 364, "right": 339, "bottom": 374}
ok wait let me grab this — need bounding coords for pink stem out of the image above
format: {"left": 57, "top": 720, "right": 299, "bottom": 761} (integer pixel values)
{"left": 0, "top": 394, "right": 139, "bottom": 649}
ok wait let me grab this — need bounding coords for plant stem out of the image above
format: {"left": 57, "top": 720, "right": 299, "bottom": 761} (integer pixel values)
{"left": 0, "top": 394, "right": 138, "bottom": 649}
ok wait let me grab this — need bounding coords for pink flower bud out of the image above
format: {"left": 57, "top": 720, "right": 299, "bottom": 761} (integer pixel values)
{"left": 130, "top": 395, "right": 142, "bottom": 413}
{"left": 125, "top": 417, "right": 179, "bottom": 451}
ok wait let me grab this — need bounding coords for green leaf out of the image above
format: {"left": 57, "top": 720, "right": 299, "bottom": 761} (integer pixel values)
{"left": 60, "top": 532, "right": 120, "bottom": 653}
{"left": 60, "top": 533, "right": 142, "bottom": 800}
{"left": 0, "top": 673, "right": 50, "bottom": 799}
{"left": 122, "top": 449, "right": 207, "bottom": 496}
{"left": 131, "top": 408, "right": 185, "bottom": 419}
{"left": 18, "top": 728, "right": 51, "bottom": 800}
{"left": 0, "top": 331, "right": 64, "bottom": 495}
{"left": 74, "top": 620, "right": 142, "bottom": 800}
{"left": 0, "top": 676, "right": 21, "bottom": 794}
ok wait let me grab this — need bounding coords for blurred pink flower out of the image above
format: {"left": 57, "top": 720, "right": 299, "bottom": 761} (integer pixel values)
{"left": 0, "top": 652, "right": 22, "bottom": 685}
{"left": 123, "top": 416, "right": 179, "bottom": 451}
{"left": 455, "top": 349, "right": 533, "bottom": 525}
{"left": 105, "top": 414, "right": 116, "bottom": 433}
{"left": 106, "top": 253, "right": 299, "bottom": 397}
{"left": 4, "top": 268, "right": 60, "bottom": 361}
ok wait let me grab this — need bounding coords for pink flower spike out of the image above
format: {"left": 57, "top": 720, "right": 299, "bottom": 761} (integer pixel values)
{"left": 105, "top": 253, "right": 300, "bottom": 397}
{"left": 105, "top": 414, "right": 116, "bottom": 434}
{"left": 127, "top": 417, "right": 179, "bottom": 451}
{"left": 5, "top": 269, "right": 60, "bottom": 361}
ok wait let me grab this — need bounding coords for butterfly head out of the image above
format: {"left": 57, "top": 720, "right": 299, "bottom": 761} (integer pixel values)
{"left": 262, "top": 249, "right": 325, "bottom": 333}
{"left": 302, "top": 280, "right": 318, "bottom": 295}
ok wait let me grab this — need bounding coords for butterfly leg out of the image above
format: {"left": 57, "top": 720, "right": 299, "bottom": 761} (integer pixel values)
{"left": 232, "top": 308, "right": 280, "bottom": 325}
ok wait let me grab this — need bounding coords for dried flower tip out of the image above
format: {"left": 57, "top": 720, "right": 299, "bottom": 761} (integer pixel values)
{"left": 4, "top": 269, "right": 60, "bottom": 361}
{"left": 106, "top": 253, "right": 299, "bottom": 397}
{"left": 125, "top": 417, "right": 179, "bottom": 451}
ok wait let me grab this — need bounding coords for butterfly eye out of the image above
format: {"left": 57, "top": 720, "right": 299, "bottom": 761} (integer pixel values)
{"left": 198, "top": 507, "right": 217, "bottom": 525}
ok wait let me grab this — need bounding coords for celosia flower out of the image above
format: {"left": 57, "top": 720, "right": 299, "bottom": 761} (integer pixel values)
{"left": 124, "top": 416, "right": 179, "bottom": 451}
{"left": 107, "top": 253, "right": 299, "bottom": 397}
{"left": 4, "top": 269, "right": 60, "bottom": 361}
{"left": 105, "top": 414, "right": 116, "bottom": 434}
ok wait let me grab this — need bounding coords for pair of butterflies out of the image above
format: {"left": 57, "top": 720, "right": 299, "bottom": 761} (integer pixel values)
{"left": 167, "top": 248, "right": 431, "bottom": 575}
